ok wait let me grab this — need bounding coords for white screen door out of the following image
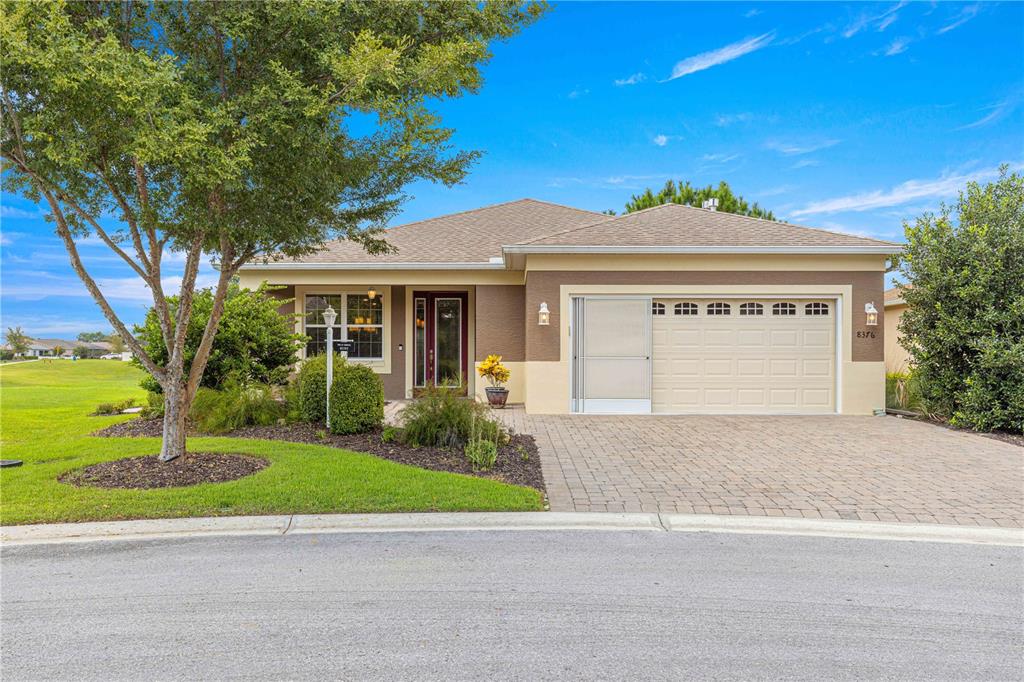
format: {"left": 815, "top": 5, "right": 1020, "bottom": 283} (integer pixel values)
{"left": 572, "top": 297, "right": 651, "bottom": 414}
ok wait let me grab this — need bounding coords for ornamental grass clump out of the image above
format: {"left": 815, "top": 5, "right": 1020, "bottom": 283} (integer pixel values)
{"left": 399, "top": 384, "right": 504, "bottom": 449}
{"left": 189, "top": 379, "right": 284, "bottom": 434}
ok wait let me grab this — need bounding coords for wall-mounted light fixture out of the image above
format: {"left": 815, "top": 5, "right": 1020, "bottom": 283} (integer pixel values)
{"left": 367, "top": 287, "right": 378, "bottom": 300}
{"left": 865, "top": 302, "right": 879, "bottom": 326}
{"left": 538, "top": 302, "right": 551, "bottom": 326}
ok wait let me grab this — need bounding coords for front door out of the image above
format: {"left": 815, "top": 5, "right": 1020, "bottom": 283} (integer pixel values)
{"left": 413, "top": 291, "right": 469, "bottom": 393}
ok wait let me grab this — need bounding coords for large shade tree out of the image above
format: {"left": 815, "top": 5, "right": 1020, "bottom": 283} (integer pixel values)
{"left": 619, "top": 180, "right": 776, "bottom": 220}
{"left": 1, "top": 0, "right": 544, "bottom": 461}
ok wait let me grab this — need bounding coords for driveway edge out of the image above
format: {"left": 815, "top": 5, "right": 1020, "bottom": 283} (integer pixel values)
{"left": 2, "top": 512, "right": 1020, "bottom": 547}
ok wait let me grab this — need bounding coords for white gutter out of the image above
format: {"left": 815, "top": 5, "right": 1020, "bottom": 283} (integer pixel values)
{"left": 238, "top": 261, "right": 506, "bottom": 271}
{"left": 501, "top": 245, "right": 902, "bottom": 255}
{"left": 885, "top": 297, "right": 906, "bottom": 307}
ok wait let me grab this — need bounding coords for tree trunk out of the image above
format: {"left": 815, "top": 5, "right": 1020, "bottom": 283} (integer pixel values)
{"left": 159, "top": 383, "right": 188, "bottom": 462}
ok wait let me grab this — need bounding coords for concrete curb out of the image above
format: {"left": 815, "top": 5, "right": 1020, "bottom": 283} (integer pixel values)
{"left": 2, "top": 512, "right": 1021, "bottom": 547}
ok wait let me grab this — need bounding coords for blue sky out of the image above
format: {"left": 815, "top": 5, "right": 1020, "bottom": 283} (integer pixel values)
{"left": 2, "top": 1, "right": 1022, "bottom": 338}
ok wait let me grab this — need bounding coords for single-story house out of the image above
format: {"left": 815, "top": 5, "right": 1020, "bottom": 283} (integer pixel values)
{"left": 238, "top": 199, "right": 901, "bottom": 415}
{"left": 884, "top": 286, "right": 911, "bottom": 373}
{"left": 1, "top": 338, "right": 113, "bottom": 358}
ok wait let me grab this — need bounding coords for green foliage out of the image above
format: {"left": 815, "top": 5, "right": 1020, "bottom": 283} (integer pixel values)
{"left": 5, "top": 327, "right": 30, "bottom": 355}
{"left": 92, "top": 398, "right": 137, "bottom": 416}
{"left": 0, "top": 350, "right": 14, "bottom": 362}
{"left": 135, "top": 283, "right": 302, "bottom": 393}
{"left": 624, "top": 180, "right": 776, "bottom": 220}
{"left": 189, "top": 380, "right": 284, "bottom": 434}
{"left": 77, "top": 331, "right": 108, "bottom": 343}
{"left": 328, "top": 363, "right": 385, "bottom": 435}
{"left": 885, "top": 372, "right": 927, "bottom": 414}
{"left": 381, "top": 425, "right": 400, "bottom": 443}
{"left": 106, "top": 334, "right": 125, "bottom": 353}
{"left": 897, "top": 167, "right": 1024, "bottom": 433}
{"left": 141, "top": 391, "right": 165, "bottom": 419}
{"left": 295, "top": 353, "right": 348, "bottom": 423}
{"left": 465, "top": 438, "right": 498, "bottom": 471}
{"left": 399, "top": 385, "right": 504, "bottom": 449}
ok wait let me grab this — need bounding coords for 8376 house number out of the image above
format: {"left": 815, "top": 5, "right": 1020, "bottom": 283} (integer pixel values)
{"left": 857, "top": 331, "right": 876, "bottom": 339}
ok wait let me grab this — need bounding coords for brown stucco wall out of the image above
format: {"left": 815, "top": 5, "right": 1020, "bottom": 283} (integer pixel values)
{"left": 474, "top": 285, "right": 526, "bottom": 361}
{"left": 381, "top": 286, "right": 406, "bottom": 400}
{"left": 525, "top": 271, "right": 885, "bottom": 362}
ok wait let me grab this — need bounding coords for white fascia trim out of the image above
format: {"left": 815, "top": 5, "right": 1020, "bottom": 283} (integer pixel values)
{"left": 238, "top": 261, "right": 506, "bottom": 271}
{"left": 501, "top": 245, "right": 901, "bottom": 255}
{"left": 884, "top": 298, "right": 906, "bottom": 307}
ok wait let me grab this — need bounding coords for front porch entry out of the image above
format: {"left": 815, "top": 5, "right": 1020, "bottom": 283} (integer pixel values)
{"left": 412, "top": 291, "right": 469, "bottom": 393}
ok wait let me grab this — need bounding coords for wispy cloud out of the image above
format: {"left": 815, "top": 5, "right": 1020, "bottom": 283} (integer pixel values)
{"left": 957, "top": 96, "right": 1019, "bottom": 130}
{"left": 0, "top": 205, "right": 43, "bottom": 220}
{"left": 652, "top": 134, "right": 669, "bottom": 147}
{"left": 755, "top": 185, "right": 796, "bottom": 198}
{"left": 614, "top": 72, "right": 646, "bottom": 87}
{"left": 744, "top": 8, "right": 762, "bottom": 19}
{"left": 714, "top": 112, "right": 754, "bottom": 126}
{"left": 790, "top": 164, "right": 1019, "bottom": 217}
{"left": 701, "top": 153, "right": 741, "bottom": 164}
{"left": 567, "top": 87, "right": 589, "bottom": 99}
{"left": 843, "top": 2, "right": 907, "bottom": 38}
{"left": 764, "top": 139, "right": 841, "bottom": 155}
{"left": 876, "top": 13, "right": 899, "bottom": 31}
{"left": 883, "top": 37, "right": 910, "bottom": 56}
{"left": 791, "top": 159, "right": 820, "bottom": 169}
{"left": 665, "top": 32, "right": 775, "bottom": 81}
{"left": 938, "top": 3, "right": 980, "bottom": 34}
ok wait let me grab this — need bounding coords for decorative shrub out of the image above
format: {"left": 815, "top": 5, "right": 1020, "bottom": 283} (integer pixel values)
{"left": 295, "top": 353, "right": 347, "bottom": 423}
{"left": 464, "top": 438, "right": 498, "bottom": 471}
{"left": 885, "top": 372, "right": 928, "bottom": 414}
{"left": 477, "top": 354, "right": 510, "bottom": 388}
{"left": 399, "top": 384, "right": 504, "bottom": 449}
{"left": 92, "top": 399, "right": 137, "bottom": 416}
{"left": 135, "top": 283, "right": 303, "bottom": 393}
{"left": 897, "top": 168, "right": 1023, "bottom": 432}
{"left": 328, "top": 363, "right": 384, "bottom": 435}
{"left": 189, "top": 380, "right": 285, "bottom": 434}
{"left": 381, "top": 425, "right": 400, "bottom": 443}
{"left": 141, "top": 391, "right": 165, "bottom": 419}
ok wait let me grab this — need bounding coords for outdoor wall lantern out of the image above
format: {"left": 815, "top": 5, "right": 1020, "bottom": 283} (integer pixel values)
{"left": 367, "top": 287, "right": 378, "bottom": 299}
{"left": 538, "top": 302, "right": 551, "bottom": 326}
{"left": 865, "top": 302, "right": 879, "bottom": 326}
{"left": 322, "top": 305, "right": 338, "bottom": 429}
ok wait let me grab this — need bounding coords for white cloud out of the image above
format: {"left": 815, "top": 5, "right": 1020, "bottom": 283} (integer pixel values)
{"left": 764, "top": 139, "right": 841, "bottom": 155}
{"left": 755, "top": 185, "right": 796, "bottom": 197}
{"left": 957, "top": 96, "right": 1019, "bottom": 130}
{"left": 568, "top": 87, "right": 590, "bottom": 99}
{"left": 652, "top": 135, "right": 669, "bottom": 147}
{"left": 665, "top": 32, "right": 775, "bottom": 81}
{"left": 701, "top": 153, "right": 740, "bottom": 163}
{"left": 876, "top": 13, "right": 899, "bottom": 31}
{"left": 744, "top": 8, "right": 762, "bottom": 18}
{"left": 843, "top": 2, "right": 907, "bottom": 38}
{"left": 0, "top": 205, "right": 43, "bottom": 219}
{"left": 614, "top": 72, "right": 646, "bottom": 86}
{"left": 883, "top": 37, "right": 910, "bottom": 56}
{"left": 714, "top": 112, "right": 754, "bottom": 126}
{"left": 791, "top": 159, "right": 820, "bottom": 169}
{"left": 937, "top": 3, "right": 980, "bottom": 34}
{"left": 790, "top": 164, "right": 1019, "bottom": 217}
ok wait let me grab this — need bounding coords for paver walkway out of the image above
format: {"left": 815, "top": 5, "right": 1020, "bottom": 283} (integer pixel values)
{"left": 384, "top": 403, "right": 1023, "bottom": 528}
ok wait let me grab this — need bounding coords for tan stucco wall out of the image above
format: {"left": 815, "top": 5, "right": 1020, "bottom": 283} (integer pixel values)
{"left": 885, "top": 303, "right": 911, "bottom": 373}
{"left": 474, "top": 285, "right": 526, "bottom": 362}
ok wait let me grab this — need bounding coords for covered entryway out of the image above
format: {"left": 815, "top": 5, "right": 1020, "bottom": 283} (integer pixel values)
{"left": 571, "top": 295, "right": 837, "bottom": 415}
{"left": 651, "top": 298, "right": 836, "bottom": 414}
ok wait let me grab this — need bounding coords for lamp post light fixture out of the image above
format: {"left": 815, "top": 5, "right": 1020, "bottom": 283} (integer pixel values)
{"left": 538, "top": 302, "right": 551, "bottom": 326}
{"left": 864, "top": 302, "right": 879, "bottom": 326}
{"left": 367, "top": 287, "right": 377, "bottom": 300}
{"left": 322, "top": 304, "right": 338, "bottom": 429}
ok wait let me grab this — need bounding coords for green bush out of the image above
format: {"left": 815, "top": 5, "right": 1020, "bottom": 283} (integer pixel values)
{"left": 141, "top": 391, "right": 165, "bottom": 419}
{"left": 295, "top": 353, "right": 347, "bottom": 423}
{"left": 135, "top": 283, "right": 303, "bottom": 393}
{"left": 328, "top": 363, "right": 384, "bottom": 435}
{"left": 381, "top": 425, "right": 399, "bottom": 443}
{"left": 399, "top": 385, "right": 504, "bottom": 449}
{"left": 896, "top": 167, "right": 1023, "bottom": 432}
{"left": 92, "top": 398, "right": 137, "bottom": 416}
{"left": 464, "top": 438, "right": 498, "bottom": 471}
{"left": 190, "top": 380, "right": 285, "bottom": 434}
{"left": 885, "top": 372, "right": 928, "bottom": 413}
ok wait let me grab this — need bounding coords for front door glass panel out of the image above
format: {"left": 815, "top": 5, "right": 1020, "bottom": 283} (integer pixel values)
{"left": 434, "top": 298, "right": 462, "bottom": 386}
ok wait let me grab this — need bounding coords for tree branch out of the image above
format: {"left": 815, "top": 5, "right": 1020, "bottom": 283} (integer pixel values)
{"left": 185, "top": 238, "right": 235, "bottom": 401}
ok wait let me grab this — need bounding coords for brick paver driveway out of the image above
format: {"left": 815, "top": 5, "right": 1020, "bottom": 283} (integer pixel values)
{"left": 498, "top": 410, "right": 1023, "bottom": 527}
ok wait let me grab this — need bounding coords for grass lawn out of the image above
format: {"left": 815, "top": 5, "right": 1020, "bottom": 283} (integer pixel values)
{"left": 0, "top": 361, "right": 543, "bottom": 525}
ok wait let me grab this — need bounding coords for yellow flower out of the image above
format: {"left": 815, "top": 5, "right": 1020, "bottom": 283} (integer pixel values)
{"left": 477, "top": 354, "right": 510, "bottom": 387}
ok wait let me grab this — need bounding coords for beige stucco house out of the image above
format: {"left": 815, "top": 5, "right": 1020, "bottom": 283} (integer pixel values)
{"left": 884, "top": 286, "right": 911, "bottom": 373}
{"left": 238, "top": 199, "right": 901, "bottom": 416}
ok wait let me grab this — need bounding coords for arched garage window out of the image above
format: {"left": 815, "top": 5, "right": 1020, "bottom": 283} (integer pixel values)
{"left": 652, "top": 302, "right": 666, "bottom": 315}
{"left": 772, "top": 302, "right": 796, "bottom": 316}
{"left": 707, "top": 302, "right": 731, "bottom": 316}
{"left": 805, "top": 302, "right": 830, "bottom": 316}
{"left": 739, "top": 302, "right": 764, "bottom": 316}
{"left": 674, "top": 302, "right": 698, "bottom": 316}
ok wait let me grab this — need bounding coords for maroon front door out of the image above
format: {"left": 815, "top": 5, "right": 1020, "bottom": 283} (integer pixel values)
{"left": 412, "top": 291, "right": 469, "bottom": 392}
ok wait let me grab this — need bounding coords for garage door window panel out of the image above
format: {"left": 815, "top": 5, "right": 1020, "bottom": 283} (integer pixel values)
{"left": 707, "top": 302, "right": 731, "bottom": 316}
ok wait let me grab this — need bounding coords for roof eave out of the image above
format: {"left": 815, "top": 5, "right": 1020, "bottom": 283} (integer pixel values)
{"left": 238, "top": 261, "right": 508, "bottom": 271}
{"left": 501, "top": 245, "right": 902, "bottom": 255}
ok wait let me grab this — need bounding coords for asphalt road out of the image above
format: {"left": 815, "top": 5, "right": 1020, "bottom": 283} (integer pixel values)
{"left": 2, "top": 530, "right": 1022, "bottom": 681}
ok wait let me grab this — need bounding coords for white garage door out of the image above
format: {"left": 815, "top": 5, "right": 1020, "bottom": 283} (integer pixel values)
{"left": 651, "top": 298, "right": 836, "bottom": 414}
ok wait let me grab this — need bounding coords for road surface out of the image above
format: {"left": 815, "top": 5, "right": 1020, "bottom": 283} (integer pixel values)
{"left": 2, "top": 530, "right": 1021, "bottom": 680}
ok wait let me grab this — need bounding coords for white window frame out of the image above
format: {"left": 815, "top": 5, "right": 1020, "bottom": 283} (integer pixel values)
{"left": 303, "top": 292, "right": 385, "bottom": 361}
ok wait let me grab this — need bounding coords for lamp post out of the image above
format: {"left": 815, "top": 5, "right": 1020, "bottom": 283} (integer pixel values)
{"left": 322, "top": 304, "right": 338, "bottom": 430}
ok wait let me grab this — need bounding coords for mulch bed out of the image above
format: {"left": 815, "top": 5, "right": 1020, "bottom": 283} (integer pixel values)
{"left": 60, "top": 452, "right": 267, "bottom": 489}
{"left": 94, "top": 418, "right": 546, "bottom": 492}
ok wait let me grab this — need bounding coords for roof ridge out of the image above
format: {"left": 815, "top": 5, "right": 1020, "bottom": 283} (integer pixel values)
{"left": 383, "top": 198, "right": 604, "bottom": 236}
{"left": 514, "top": 211, "right": 617, "bottom": 246}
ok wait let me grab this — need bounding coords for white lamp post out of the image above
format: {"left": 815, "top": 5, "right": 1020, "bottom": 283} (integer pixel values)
{"left": 322, "top": 304, "right": 338, "bottom": 429}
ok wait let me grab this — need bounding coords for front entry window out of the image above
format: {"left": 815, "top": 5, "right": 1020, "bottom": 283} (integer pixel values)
{"left": 435, "top": 298, "right": 462, "bottom": 386}
{"left": 304, "top": 293, "right": 383, "bottom": 359}
{"left": 414, "top": 298, "right": 427, "bottom": 387}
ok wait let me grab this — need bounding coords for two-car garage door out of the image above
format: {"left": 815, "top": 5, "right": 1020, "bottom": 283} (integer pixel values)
{"left": 571, "top": 296, "right": 836, "bottom": 414}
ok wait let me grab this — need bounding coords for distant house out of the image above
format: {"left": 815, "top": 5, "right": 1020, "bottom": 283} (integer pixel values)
{"left": 1, "top": 338, "right": 113, "bottom": 359}
{"left": 884, "top": 287, "right": 910, "bottom": 373}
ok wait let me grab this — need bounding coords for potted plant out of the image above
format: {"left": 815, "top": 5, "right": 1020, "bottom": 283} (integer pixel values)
{"left": 477, "top": 354, "right": 511, "bottom": 408}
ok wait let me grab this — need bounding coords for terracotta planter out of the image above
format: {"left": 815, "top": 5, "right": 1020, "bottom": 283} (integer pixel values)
{"left": 485, "top": 386, "right": 509, "bottom": 408}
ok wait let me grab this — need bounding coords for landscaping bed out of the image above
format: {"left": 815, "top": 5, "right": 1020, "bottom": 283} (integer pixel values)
{"left": 94, "top": 418, "right": 546, "bottom": 491}
{"left": 59, "top": 452, "right": 267, "bottom": 489}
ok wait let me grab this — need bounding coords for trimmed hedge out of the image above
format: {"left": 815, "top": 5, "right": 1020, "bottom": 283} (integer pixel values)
{"left": 328, "top": 363, "right": 384, "bottom": 434}
{"left": 296, "top": 353, "right": 347, "bottom": 423}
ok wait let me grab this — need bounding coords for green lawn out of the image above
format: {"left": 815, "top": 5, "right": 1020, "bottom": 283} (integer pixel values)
{"left": 0, "top": 361, "right": 542, "bottom": 525}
